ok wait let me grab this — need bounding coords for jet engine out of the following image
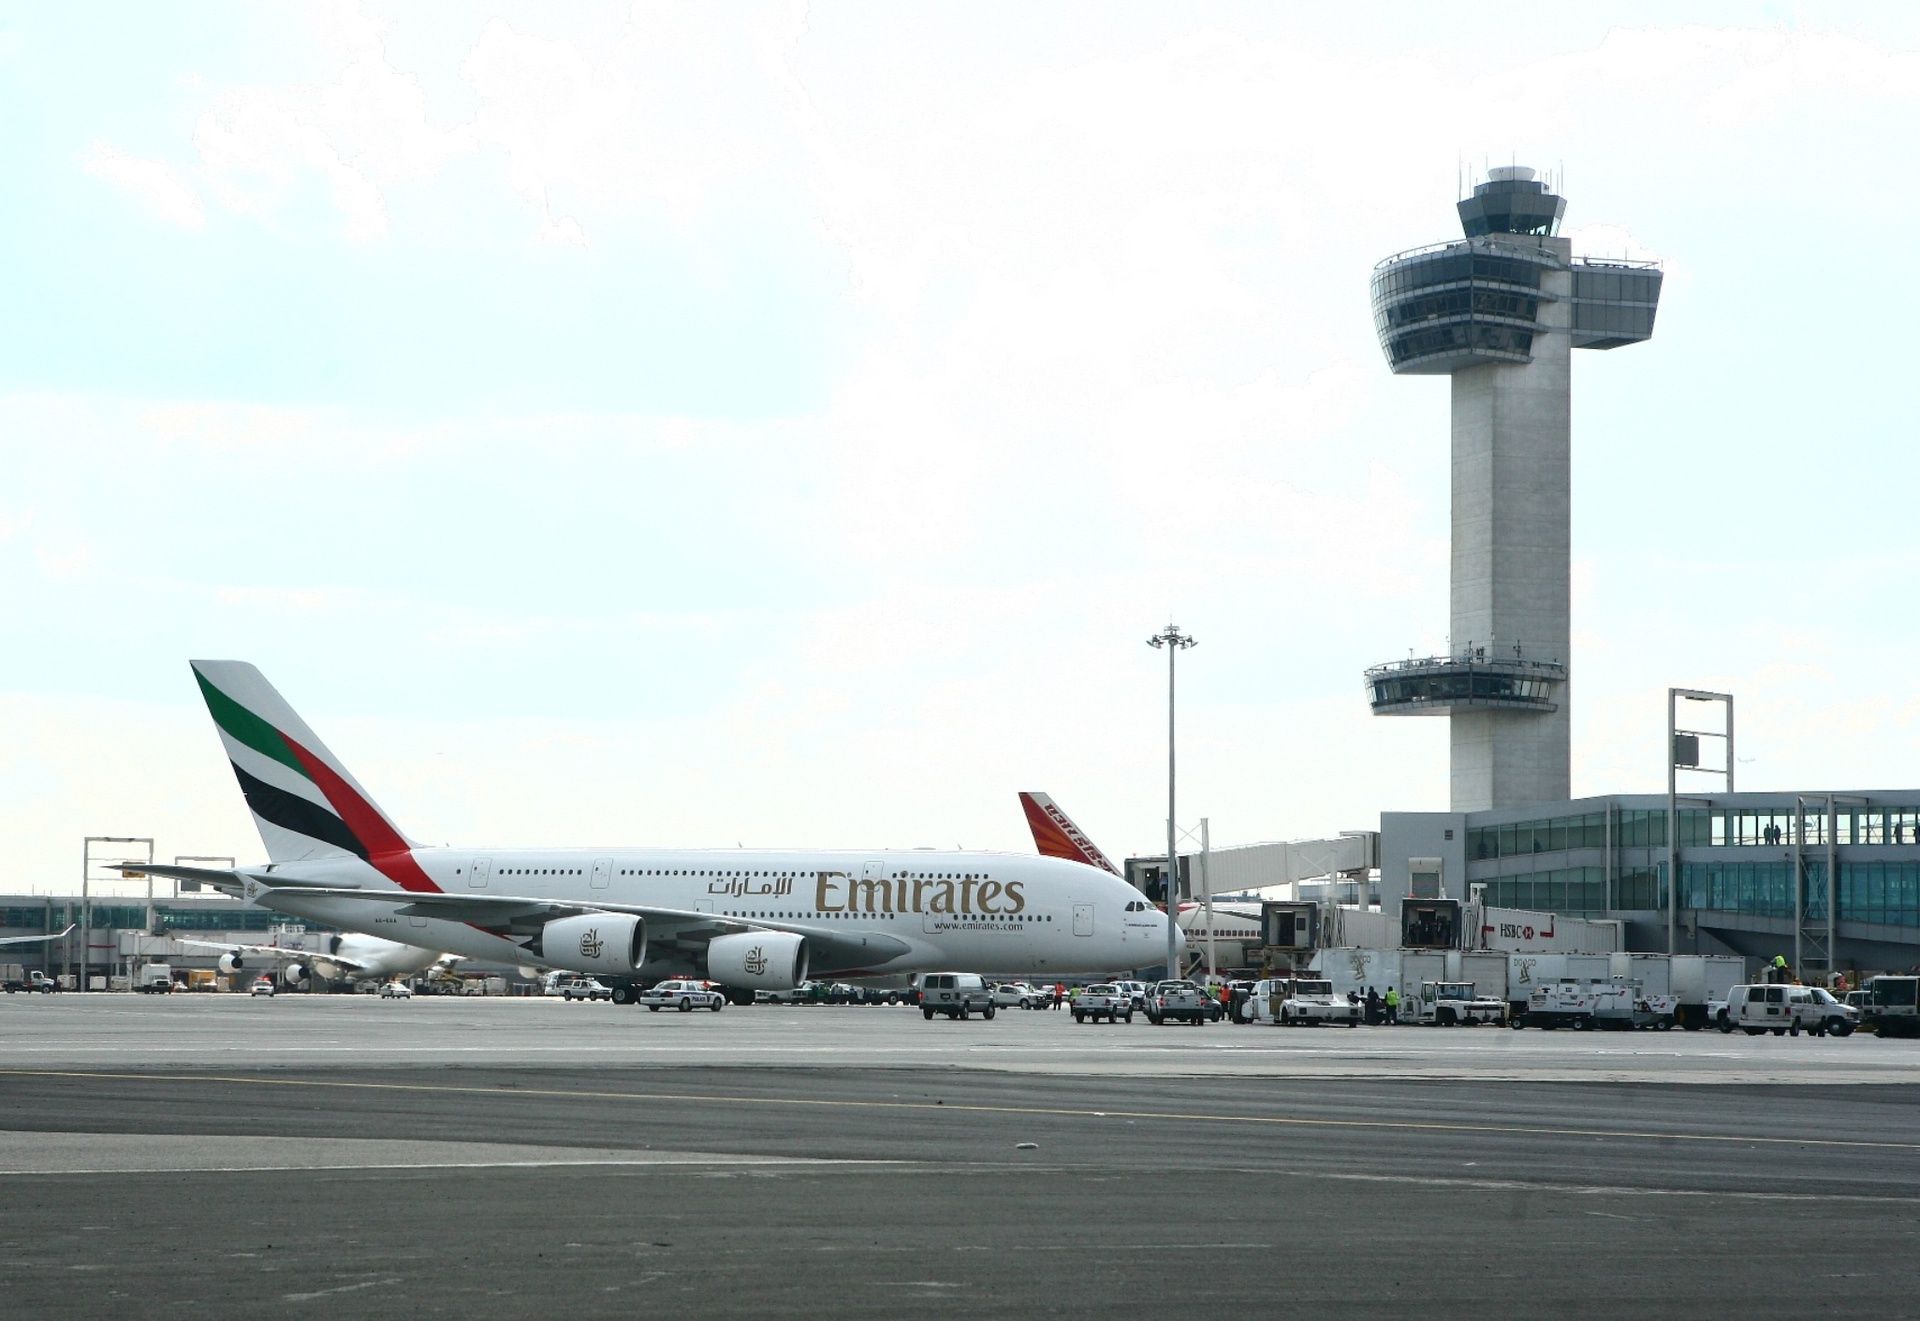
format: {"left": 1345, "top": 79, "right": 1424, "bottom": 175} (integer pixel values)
{"left": 218, "top": 953, "right": 246, "bottom": 976}
{"left": 705, "top": 931, "right": 808, "bottom": 991}
{"left": 542, "top": 913, "right": 646, "bottom": 976}
{"left": 282, "top": 963, "right": 308, "bottom": 987}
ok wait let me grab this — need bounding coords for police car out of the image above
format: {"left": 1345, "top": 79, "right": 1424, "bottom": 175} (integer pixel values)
{"left": 637, "top": 979, "right": 726, "bottom": 1012}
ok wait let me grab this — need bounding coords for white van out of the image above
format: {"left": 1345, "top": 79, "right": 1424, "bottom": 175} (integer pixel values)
{"left": 1721, "top": 983, "right": 1858, "bottom": 1037}
{"left": 919, "top": 972, "right": 995, "bottom": 1021}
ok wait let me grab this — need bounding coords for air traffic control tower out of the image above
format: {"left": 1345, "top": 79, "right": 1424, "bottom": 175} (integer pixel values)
{"left": 1364, "top": 166, "right": 1662, "bottom": 812}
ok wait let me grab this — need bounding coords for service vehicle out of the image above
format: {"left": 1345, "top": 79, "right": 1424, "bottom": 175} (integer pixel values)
{"left": 1276, "top": 977, "right": 1363, "bottom": 1027}
{"left": 379, "top": 980, "right": 413, "bottom": 999}
{"left": 1111, "top": 980, "right": 1150, "bottom": 1011}
{"left": 1071, "top": 983, "right": 1134, "bottom": 1024}
{"left": 991, "top": 982, "right": 1048, "bottom": 1010}
{"left": 920, "top": 972, "right": 995, "bottom": 1020}
{"left": 1406, "top": 980, "right": 1506, "bottom": 1027}
{"left": 1866, "top": 975, "right": 1919, "bottom": 1038}
{"left": 1244, "top": 978, "right": 1296, "bottom": 1023}
{"left": 559, "top": 976, "right": 613, "bottom": 1002}
{"left": 134, "top": 963, "right": 175, "bottom": 993}
{"left": 1146, "top": 980, "right": 1218, "bottom": 1026}
{"left": 638, "top": 978, "right": 726, "bottom": 1012}
{"left": 1721, "top": 983, "right": 1857, "bottom": 1037}
{"left": 5, "top": 970, "right": 60, "bottom": 994}
{"left": 1512, "top": 980, "right": 1674, "bottom": 1030}
{"left": 248, "top": 975, "right": 276, "bottom": 997}
{"left": 1224, "top": 979, "right": 1258, "bottom": 1024}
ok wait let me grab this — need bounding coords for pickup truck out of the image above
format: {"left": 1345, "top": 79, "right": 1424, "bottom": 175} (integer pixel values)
{"left": 1071, "top": 983, "right": 1134, "bottom": 1024}
{"left": 1145, "top": 980, "right": 1219, "bottom": 1026}
{"left": 638, "top": 979, "right": 726, "bottom": 1012}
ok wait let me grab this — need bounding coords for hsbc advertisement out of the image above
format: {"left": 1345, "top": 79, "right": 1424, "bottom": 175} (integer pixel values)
{"left": 1476, "top": 906, "right": 1621, "bottom": 954}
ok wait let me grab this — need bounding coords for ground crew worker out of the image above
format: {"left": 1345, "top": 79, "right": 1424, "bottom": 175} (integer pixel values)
{"left": 1770, "top": 954, "right": 1789, "bottom": 985}
{"left": 1384, "top": 986, "right": 1400, "bottom": 1025}
{"left": 1052, "top": 981, "right": 1065, "bottom": 1010}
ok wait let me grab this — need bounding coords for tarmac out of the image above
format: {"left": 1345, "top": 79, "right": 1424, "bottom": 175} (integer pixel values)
{"left": 3, "top": 995, "right": 1917, "bottom": 1319}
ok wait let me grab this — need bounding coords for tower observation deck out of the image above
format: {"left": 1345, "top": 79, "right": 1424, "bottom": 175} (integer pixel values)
{"left": 1365, "top": 166, "right": 1662, "bottom": 812}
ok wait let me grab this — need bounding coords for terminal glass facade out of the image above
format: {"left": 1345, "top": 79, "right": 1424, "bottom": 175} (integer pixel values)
{"left": 1462, "top": 798, "right": 1920, "bottom": 929}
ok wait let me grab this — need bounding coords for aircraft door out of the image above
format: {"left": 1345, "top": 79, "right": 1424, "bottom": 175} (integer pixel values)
{"left": 1073, "top": 903, "right": 1094, "bottom": 937}
{"left": 590, "top": 857, "right": 612, "bottom": 890}
{"left": 470, "top": 857, "right": 492, "bottom": 890}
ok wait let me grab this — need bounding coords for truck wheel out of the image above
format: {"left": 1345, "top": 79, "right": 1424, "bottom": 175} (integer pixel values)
{"left": 1772, "top": 1027, "right": 1786, "bottom": 1036}
{"left": 923, "top": 1007, "right": 935, "bottom": 1021}
{"left": 1073, "top": 1011, "right": 1085, "bottom": 1024}
{"left": 1123, "top": 1011, "right": 1133, "bottom": 1023}
{"left": 1831, "top": 1021, "right": 1855, "bottom": 1038}
{"left": 647, "top": 1005, "right": 660, "bottom": 1012}
{"left": 1439, "top": 1008, "right": 1456, "bottom": 1027}
{"left": 1510, "top": 1018, "right": 1524, "bottom": 1030}
{"left": 983, "top": 1005, "right": 996, "bottom": 1020}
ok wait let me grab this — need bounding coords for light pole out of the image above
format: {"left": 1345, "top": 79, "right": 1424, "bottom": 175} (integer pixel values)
{"left": 1148, "top": 623, "right": 1196, "bottom": 979}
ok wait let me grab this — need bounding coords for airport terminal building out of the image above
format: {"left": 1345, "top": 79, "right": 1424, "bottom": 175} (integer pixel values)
{"left": 1380, "top": 792, "right": 1920, "bottom": 977}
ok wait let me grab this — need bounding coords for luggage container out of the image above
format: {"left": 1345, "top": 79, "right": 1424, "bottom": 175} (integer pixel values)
{"left": 1669, "top": 955, "right": 1744, "bottom": 1030}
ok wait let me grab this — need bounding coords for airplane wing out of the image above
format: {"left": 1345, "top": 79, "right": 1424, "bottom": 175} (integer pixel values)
{"left": 268, "top": 887, "right": 900, "bottom": 969}
{"left": 164, "top": 936, "right": 381, "bottom": 975}
{"left": 110, "top": 863, "right": 303, "bottom": 901}
{"left": 0, "top": 924, "right": 75, "bottom": 949}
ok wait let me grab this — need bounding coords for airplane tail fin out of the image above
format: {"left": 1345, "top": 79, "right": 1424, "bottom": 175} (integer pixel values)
{"left": 189, "top": 660, "right": 419, "bottom": 865}
{"left": 1018, "top": 792, "right": 1119, "bottom": 874}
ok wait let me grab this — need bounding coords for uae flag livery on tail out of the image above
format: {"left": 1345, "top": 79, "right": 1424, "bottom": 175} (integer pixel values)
{"left": 191, "top": 661, "right": 434, "bottom": 892}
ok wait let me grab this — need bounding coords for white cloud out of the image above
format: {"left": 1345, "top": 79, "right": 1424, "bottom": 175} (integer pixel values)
{"left": 77, "top": 143, "right": 206, "bottom": 230}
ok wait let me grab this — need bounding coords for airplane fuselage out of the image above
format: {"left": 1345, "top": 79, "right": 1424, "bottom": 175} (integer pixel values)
{"left": 256, "top": 846, "right": 1168, "bottom": 981}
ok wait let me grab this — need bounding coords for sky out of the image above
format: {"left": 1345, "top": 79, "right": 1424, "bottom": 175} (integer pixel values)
{"left": 6, "top": 2, "right": 1920, "bottom": 896}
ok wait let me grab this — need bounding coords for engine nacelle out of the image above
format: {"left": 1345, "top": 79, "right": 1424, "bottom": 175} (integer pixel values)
{"left": 705, "top": 931, "right": 809, "bottom": 991}
{"left": 282, "top": 963, "right": 308, "bottom": 986}
{"left": 218, "top": 953, "right": 245, "bottom": 976}
{"left": 542, "top": 913, "right": 646, "bottom": 976}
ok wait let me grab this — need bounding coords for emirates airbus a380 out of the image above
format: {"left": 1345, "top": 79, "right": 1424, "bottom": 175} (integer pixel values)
{"left": 121, "top": 662, "right": 1176, "bottom": 1001}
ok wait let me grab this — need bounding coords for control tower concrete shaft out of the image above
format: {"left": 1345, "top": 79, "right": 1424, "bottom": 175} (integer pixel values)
{"left": 1363, "top": 166, "right": 1661, "bottom": 812}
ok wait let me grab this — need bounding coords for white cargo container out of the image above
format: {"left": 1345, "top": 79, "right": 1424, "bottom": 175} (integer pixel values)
{"left": 1453, "top": 951, "right": 1510, "bottom": 1003}
{"left": 1669, "top": 955, "right": 1745, "bottom": 1029}
{"left": 1314, "top": 947, "right": 1401, "bottom": 1001}
{"left": 1609, "top": 953, "right": 1673, "bottom": 999}
{"left": 1399, "top": 951, "right": 1447, "bottom": 997}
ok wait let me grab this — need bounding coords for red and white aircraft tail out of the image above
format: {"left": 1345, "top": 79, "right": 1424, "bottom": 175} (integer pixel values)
{"left": 1018, "top": 792, "right": 1119, "bottom": 875}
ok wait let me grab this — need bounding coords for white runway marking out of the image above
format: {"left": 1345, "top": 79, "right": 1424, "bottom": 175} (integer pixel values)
{"left": 0, "top": 1130, "right": 898, "bottom": 1177}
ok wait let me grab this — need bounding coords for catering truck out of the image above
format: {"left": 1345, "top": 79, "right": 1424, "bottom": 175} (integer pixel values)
{"left": 1512, "top": 979, "right": 1676, "bottom": 1031}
